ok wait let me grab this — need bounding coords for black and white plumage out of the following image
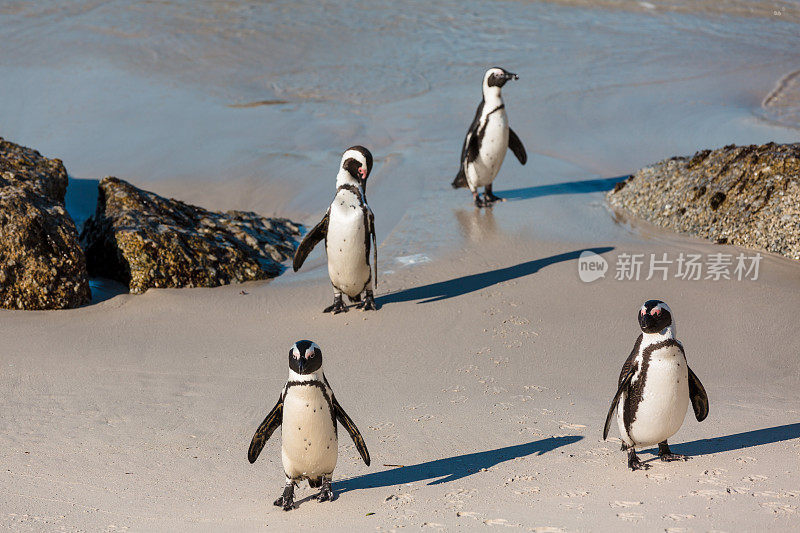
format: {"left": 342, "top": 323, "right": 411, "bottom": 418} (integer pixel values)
{"left": 248, "top": 340, "right": 370, "bottom": 511}
{"left": 603, "top": 300, "right": 709, "bottom": 471}
{"left": 452, "top": 67, "right": 527, "bottom": 207}
{"left": 293, "top": 146, "right": 378, "bottom": 314}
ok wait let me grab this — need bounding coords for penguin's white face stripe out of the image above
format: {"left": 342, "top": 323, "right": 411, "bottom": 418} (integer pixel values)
{"left": 292, "top": 341, "right": 320, "bottom": 359}
{"left": 640, "top": 302, "right": 672, "bottom": 318}
{"left": 341, "top": 150, "right": 367, "bottom": 172}
{"left": 483, "top": 67, "right": 505, "bottom": 87}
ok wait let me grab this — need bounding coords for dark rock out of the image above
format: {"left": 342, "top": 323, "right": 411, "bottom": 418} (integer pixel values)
{"left": 81, "top": 177, "right": 300, "bottom": 293}
{"left": 608, "top": 143, "right": 800, "bottom": 260}
{"left": 709, "top": 192, "right": 726, "bottom": 210}
{"left": 0, "top": 138, "right": 91, "bottom": 310}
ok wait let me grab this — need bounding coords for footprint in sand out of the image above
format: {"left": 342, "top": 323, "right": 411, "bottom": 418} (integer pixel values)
{"left": 735, "top": 455, "right": 757, "bottom": 464}
{"left": 616, "top": 512, "right": 643, "bottom": 521}
{"left": 760, "top": 502, "right": 797, "bottom": 515}
{"left": 610, "top": 501, "right": 642, "bottom": 508}
{"left": 512, "top": 486, "right": 541, "bottom": 495}
{"left": 689, "top": 489, "right": 724, "bottom": 499}
{"left": 558, "top": 421, "right": 587, "bottom": 431}
{"left": 663, "top": 513, "right": 695, "bottom": 521}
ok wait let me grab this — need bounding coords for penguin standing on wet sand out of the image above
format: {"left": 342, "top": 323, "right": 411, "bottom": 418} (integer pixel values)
{"left": 293, "top": 146, "right": 378, "bottom": 313}
{"left": 247, "top": 340, "right": 371, "bottom": 511}
{"left": 452, "top": 67, "right": 527, "bottom": 207}
{"left": 603, "top": 300, "right": 709, "bottom": 470}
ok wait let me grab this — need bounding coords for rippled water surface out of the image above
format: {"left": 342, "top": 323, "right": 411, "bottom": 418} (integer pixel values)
{"left": 1, "top": 0, "right": 799, "bottom": 266}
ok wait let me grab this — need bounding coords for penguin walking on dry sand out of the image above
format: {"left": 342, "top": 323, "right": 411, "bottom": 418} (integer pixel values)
{"left": 293, "top": 146, "right": 378, "bottom": 313}
{"left": 603, "top": 300, "right": 709, "bottom": 470}
{"left": 452, "top": 67, "right": 527, "bottom": 207}
{"left": 248, "top": 340, "right": 370, "bottom": 510}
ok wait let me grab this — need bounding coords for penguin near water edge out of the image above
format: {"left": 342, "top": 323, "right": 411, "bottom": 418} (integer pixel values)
{"left": 293, "top": 146, "right": 378, "bottom": 314}
{"left": 452, "top": 67, "right": 527, "bottom": 207}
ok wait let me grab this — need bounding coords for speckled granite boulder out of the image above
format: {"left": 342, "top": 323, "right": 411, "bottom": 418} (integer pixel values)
{"left": 81, "top": 177, "right": 300, "bottom": 293}
{"left": 0, "top": 138, "right": 91, "bottom": 309}
{"left": 608, "top": 143, "right": 800, "bottom": 260}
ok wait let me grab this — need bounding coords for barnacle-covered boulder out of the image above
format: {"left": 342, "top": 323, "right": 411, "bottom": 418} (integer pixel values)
{"left": 81, "top": 177, "right": 300, "bottom": 293}
{"left": 608, "top": 143, "right": 800, "bottom": 260}
{"left": 0, "top": 138, "right": 91, "bottom": 309}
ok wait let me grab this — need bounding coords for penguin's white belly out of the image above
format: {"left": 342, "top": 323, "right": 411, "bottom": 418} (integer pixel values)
{"left": 467, "top": 113, "right": 509, "bottom": 189}
{"left": 326, "top": 200, "right": 370, "bottom": 298}
{"left": 281, "top": 385, "right": 338, "bottom": 480}
{"left": 621, "top": 349, "right": 690, "bottom": 447}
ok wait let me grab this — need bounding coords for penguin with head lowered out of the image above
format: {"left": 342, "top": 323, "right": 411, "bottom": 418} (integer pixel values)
{"left": 603, "top": 300, "right": 709, "bottom": 470}
{"left": 452, "top": 67, "right": 527, "bottom": 207}
{"left": 248, "top": 340, "right": 370, "bottom": 510}
{"left": 293, "top": 146, "right": 378, "bottom": 314}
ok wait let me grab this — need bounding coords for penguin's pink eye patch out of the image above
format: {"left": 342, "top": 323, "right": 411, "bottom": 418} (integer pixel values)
{"left": 651, "top": 307, "right": 661, "bottom": 316}
{"left": 304, "top": 350, "right": 315, "bottom": 359}
{"left": 358, "top": 167, "right": 367, "bottom": 178}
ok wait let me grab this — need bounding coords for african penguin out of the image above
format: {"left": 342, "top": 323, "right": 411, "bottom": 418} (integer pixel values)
{"left": 603, "top": 300, "right": 709, "bottom": 470}
{"left": 248, "top": 340, "right": 371, "bottom": 511}
{"left": 293, "top": 146, "right": 378, "bottom": 314}
{"left": 452, "top": 67, "right": 527, "bottom": 207}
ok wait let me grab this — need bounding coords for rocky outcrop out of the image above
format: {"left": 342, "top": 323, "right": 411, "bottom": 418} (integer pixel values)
{"left": 0, "top": 138, "right": 91, "bottom": 309}
{"left": 81, "top": 177, "right": 300, "bottom": 293}
{"left": 608, "top": 143, "right": 800, "bottom": 260}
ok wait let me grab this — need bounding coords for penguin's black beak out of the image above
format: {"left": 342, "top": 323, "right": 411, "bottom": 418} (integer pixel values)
{"left": 505, "top": 72, "right": 518, "bottom": 81}
{"left": 638, "top": 311, "right": 654, "bottom": 331}
{"left": 296, "top": 357, "right": 305, "bottom": 373}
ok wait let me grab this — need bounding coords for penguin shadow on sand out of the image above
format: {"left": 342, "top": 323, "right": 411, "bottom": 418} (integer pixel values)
{"left": 649, "top": 423, "right": 800, "bottom": 459}
{"left": 376, "top": 247, "right": 614, "bottom": 306}
{"left": 493, "top": 176, "right": 626, "bottom": 202}
{"left": 334, "top": 435, "right": 582, "bottom": 494}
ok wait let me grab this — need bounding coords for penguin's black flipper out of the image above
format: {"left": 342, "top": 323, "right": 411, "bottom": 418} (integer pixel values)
{"left": 452, "top": 167, "right": 468, "bottom": 189}
{"left": 293, "top": 210, "right": 329, "bottom": 272}
{"left": 688, "top": 366, "right": 709, "bottom": 422}
{"left": 452, "top": 100, "right": 485, "bottom": 189}
{"left": 332, "top": 396, "right": 370, "bottom": 466}
{"left": 248, "top": 396, "right": 283, "bottom": 464}
{"left": 368, "top": 209, "right": 377, "bottom": 290}
{"left": 604, "top": 364, "right": 636, "bottom": 441}
{"left": 508, "top": 127, "right": 527, "bottom": 165}
{"left": 619, "top": 335, "right": 643, "bottom": 386}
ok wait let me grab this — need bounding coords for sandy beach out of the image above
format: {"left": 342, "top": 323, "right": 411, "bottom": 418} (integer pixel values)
{"left": 1, "top": 0, "right": 800, "bottom": 531}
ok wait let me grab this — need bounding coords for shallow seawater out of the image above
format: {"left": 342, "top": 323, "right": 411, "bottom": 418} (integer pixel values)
{"left": 1, "top": 0, "right": 799, "bottom": 276}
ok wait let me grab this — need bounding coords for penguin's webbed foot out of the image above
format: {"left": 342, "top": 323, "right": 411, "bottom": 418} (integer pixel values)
{"left": 659, "top": 453, "right": 688, "bottom": 462}
{"left": 483, "top": 185, "right": 505, "bottom": 204}
{"left": 323, "top": 295, "right": 347, "bottom": 314}
{"left": 274, "top": 482, "right": 295, "bottom": 511}
{"left": 472, "top": 191, "right": 487, "bottom": 208}
{"left": 627, "top": 449, "right": 650, "bottom": 471}
{"left": 658, "top": 441, "right": 688, "bottom": 462}
{"left": 317, "top": 477, "right": 333, "bottom": 502}
{"left": 361, "top": 290, "right": 377, "bottom": 311}
{"left": 483, "top": 192, "right": 505, "bottom": 204}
